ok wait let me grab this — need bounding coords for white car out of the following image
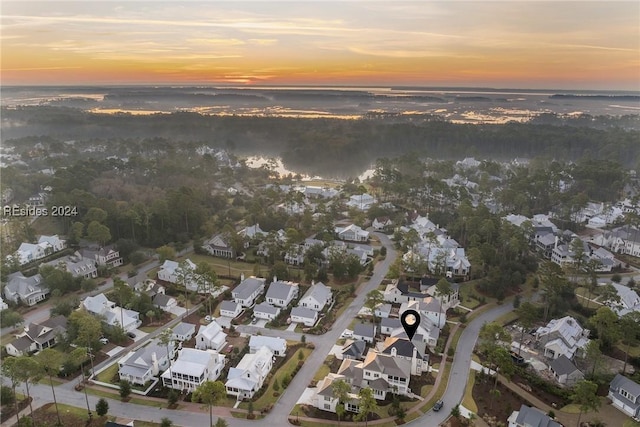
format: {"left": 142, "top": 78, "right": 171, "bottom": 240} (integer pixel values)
{"left": 205, "top": 315, "right": 212, "bottom": 322}
{"left": 99, "top": 337, "right": 109, "bottom": 345}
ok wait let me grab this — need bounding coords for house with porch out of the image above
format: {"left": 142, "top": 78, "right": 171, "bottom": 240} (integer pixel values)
{"left": 232, "top": 276, "right": 266, "bottom": 307}
{"left": 248, "top": 335, "right": 287, "bottom": 357}
{"left": 299, "top": 282, "right": 332, "bottom": 312}
{"left": 4, "top": 272, "right": 49, "bottom": 306}
{"left": 172, "top": 322, "right": 196, "bottom": 342}
{"left": 225, "top": 346, "right": 274, "bottom": 400}
{"left": 161, "top": 348, "right": 225, "bottom": 392}
{"left": 202, "top": 234, "right": 235, "bottom": 259}
{"left": 41, "top": 251, "right": 98, "bottom": 279}
{"left": 118, "top": 342, "right": 174, "bottom": 386}
{"left": 290, "top": 306, "right": 318, "bottom": 327}
{"left": 253, "top": 303, "right": 280, "bottom": 321}
{"left": 265, "top": 280, "right": 299, "bottom": 308}
{"left": 219, "top": 300, "right": 242, "bottom": 319}
{"left": 335, "top": 224, "right": 369, "bottom": 242}
{"left": 535, "top": 316, "right": 590, "bottom": 360}
{"left": 5, "top": 315, "right": 67, "bottom": 357}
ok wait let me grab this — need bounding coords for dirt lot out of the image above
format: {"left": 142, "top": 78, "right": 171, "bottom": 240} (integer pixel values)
{"left": 23, "top": 403, "right": 109, "bottom": 427}
{"left": 472, "top": 375, "right": 531, "bottom": 423}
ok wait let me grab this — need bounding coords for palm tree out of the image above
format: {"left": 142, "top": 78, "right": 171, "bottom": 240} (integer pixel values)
{"left": 36, "top": 348, "right": 64, "bottom": 426}
{"left": 192, "top": 380, "right": 226, "bottom": 427}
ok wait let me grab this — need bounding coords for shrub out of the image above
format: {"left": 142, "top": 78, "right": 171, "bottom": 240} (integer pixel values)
{"left": 119, "top": 379, "right": 132, "bottom": 400}
{"left": 96, "top": 398, "right": 109, "bottom": 416}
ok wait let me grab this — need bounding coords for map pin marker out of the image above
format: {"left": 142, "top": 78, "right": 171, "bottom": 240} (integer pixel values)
{"left": 400, "top": 309, "right": 420, "bottom": 341}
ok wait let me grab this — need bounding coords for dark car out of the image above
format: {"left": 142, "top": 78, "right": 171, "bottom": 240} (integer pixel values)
{"left": 127, "top": 332, "right": 136, "bottom": 339}
{"left": 433, "top": 400, "right": 444, "bottom": 412}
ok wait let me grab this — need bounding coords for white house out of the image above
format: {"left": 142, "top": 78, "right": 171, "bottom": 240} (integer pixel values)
{"left": 608, "top": 374, "right": 640, "bottom": 419}
{"left": 161, "top": 348, "right": 225, "bottom": 392}
{"left": 380, "top": 336, "right": 429, "bottom": 376}
{"left": 202, "top": 234, "right": 235, "bottom": 259}
{"left": 335, "top": 224, "right": 369, "bottom": 242}
{"left": 118, "top": 342, "right": 173, "bottom": 386}
{"left": 157, "top": 259, "right": 197, "bottom": 286}
{"left": 219, "top": 300, "right": 243, "bottom": 318}
{"left": 265, "top": 280, "right": 299, "bottom": 308}
{"left": 372, "top": 217, "right": 392, "bottom": 231}
{"left": 172, "top": 322, "right": 196, "bottom": 342}
{"left": 290, "top": 306, "right": 318, "bottom": 327}
{"left": 38, "top": 235, "right": 66, "bottom": 252}
{"left": 400, "top": 299, "right": 446, "bottom": 329}
{"left": 0, "top": 296, "right": 7, "bottom": 311}
{"left": 4, "top": 272, "right": 49, "bottom": 306}
{"left": 374, "top": 303, "right": 392, "bottom": 319}
{"left": 346, "top": 193, "right": 376, "bottom": 211}
{"left": 353, "top": 323, "right": 376, "bottom": 344}
{"left": 225, "top": 346, "right": 274, "bottom": 399}
{"left": 548, "top": 355, "right": 584, "bottom": 387}
{"left": 13, "top": 235, "right": 66, "bottom": 265}
{"left": 82, "top": 293, "right": 142, "bottom": 332}
{"left": 607, "top": 283, "right": 640, "bottom": 317}
{"left": 299, "top": 282, "right": 332, "bottom": 312}
{"left": 338, "top": 351, "right": 412, "bottom": 399}
{"left": 535, "top": 316, "right": 590, "bottom": 360}
{"left": 508, "top": 405, "right": 562, "bottom": 427}
{"left": 42, "top": 251, "right": 97, "bottom": 279}
{"left": 153, "top": 294, "right": 178, "bottom": 312}
{"left": 195, "top": 319, "right": 227, "bottom": 351}
{"left": 232, "top": 276, "right": 266, "bottom": 308}
{"left": 253, "top": 303, "right": 281, "bottom": 321}
{"left": 248, "top": 335, "right": 287, "bottom": 357}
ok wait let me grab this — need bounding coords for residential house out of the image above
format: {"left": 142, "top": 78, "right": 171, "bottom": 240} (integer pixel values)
{"left": 0, "top": 296, "right": 8, "bottom": 311}
{"left": 232, "top": 276, "right": 266, "bottom": 308}
{"left": 80, "top": 244, "right": 123, "bottom": 268}
{"left": 248, "top": 335, "right": 287, "bottom": 357}
{"left": 608, "top": 283, "right": 640, "bottom": 317}
{"left": 153, "top": 293, "right": 177, "bottom": 312}
{"left": 253, "top": 303, "right": 280, "bottom": 321}
{"left": 372, "top": 217, "right": 392, "bottom": 231}
{"left": 353, "top": 323, "right": 376, "bottom": 344}
{"left": 157, "top": 259, "right": 197, "bottom": 287}
{"left": 202, "top": 234, "right": 235, "bottom": 259}
{"left": 4, "top": 272, "right": 49, "bottom": 306}
{"left": 421, "top": 278, "right": 460, "bottom": 311}
{"left": 118, "top": 342, "right": 173, "bottom": 386}
{"left": 507, "top": 404, "right": 562, "bottom": 427}
{"left": 400, "top": 299, "right": 446, "bottom": 329}
{"left": 37, "top": 235, "right": 66, "bottom": 252}
{"left": 338, "top": 351, "right": 412, "bottom": 399}
{"left": 219, "top": 301, "right": 242, "bottom": 318}
{"left": 265, "top": 280, "right": 299, "bottom": 308}
{"left": 314, "top": 373, "right": 352, "bottom": 413}
{"left": 284, "top": 244, "right": 305, "bottom": 266}
{"left": 374, "top": 303, "right": 392, "bottom": 319}
{"left": 548, "top": 355, "right": 584, "bottom": 387}
{"left": 299, "top": 282, "right": 332, "bottom": 312}
{"left": 239, "top": 224, "right": 265, "bottom": 241}
{"left": 608, "top": 374, "right": 640, "bottom": 419}
{"left": 172, "top": 322, "right": 196, "bottom": 342}
{"left": 379, "top": 337, "right": 429, "bottom": 376}
{"left": 290, "top": 306, "right": 318, "bottom": 327}
{"left": 41, "top": 251, "right": 98, "bottom": 279}
{"left": 195, "top": 319, "right": 227, "bottom": 351}
{"left": 13, "top": 235, "right": 66, "bottom": 265}
{"left": 380, "top": 318, "right": 402, "bottom": 336}
{"left": 225, "top": 346, "right": 274, "bottom": 399}
{"left": 83, "top": 293, "right": 142, "bottom": 332}
{"left": 5, "top": 315, "right": 67, "bottom": 357}
{"left": 346, "top": 193, "right": 376, "bottom": 211}
{"left": 535, "top": 316, "right": 590, "bottom": 360}
{"left": 341, "top": 340, "right": 367, "bottom": 360}
{"left": 383, "top": 280, "right": 426, "bottom": 304}
{"left": 536, "top": 233, "right": 557, "bottom": 259}
{"left": 161, "top": 348, "right": 225, "bottom": 392}
{"left": 133, "top": 279, "right": 166, "bottom": 299}
{"left": 335, "top": 224, "right": 369, "bottom": 242}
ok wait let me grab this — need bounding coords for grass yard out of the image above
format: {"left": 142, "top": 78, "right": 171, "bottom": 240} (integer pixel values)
{"left": 462, "top": 369, "right": 478, "bottom": 413}
{"left": 623, "top": 419, "right": 640, "bottom": 427}
{"left": 496, "top": 310, "right": 519, "bottom": 326}
{"left": 177, "top": 254, "right": 270, "bottom": 278}
{"left": 312, "top": 359, "right": 332, "bottom": 382}
{"left": 420, "top": 362, "right": 451, "bottom": 414}
{"left": 84, "top": 386, "right": 167, "bottom": 408}
{"left": 31, "top": 215, "right": 65, "bottom": 236}
{"left": 95, "top": 363, "right": 119, "bottom": 383}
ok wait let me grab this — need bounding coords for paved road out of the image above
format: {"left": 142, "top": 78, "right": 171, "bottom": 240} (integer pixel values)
{"left": 404, "top": 302, "right": 515, "bottom": 426}
{"left": 4, "top": 236, "right": 516, "bottom": 427}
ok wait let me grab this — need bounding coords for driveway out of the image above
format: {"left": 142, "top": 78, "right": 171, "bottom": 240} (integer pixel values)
{"left": 129, "top": 329, "right": 148, "bottom": 342}
{"left": 216, "top": 316, "right": 233, "bottom": 328}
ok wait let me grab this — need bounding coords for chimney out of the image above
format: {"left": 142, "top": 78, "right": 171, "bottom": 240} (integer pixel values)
{"left": 554, "top": 236, "right": 559, "bottom": 249}
{"left": 240, "top": 273, "right": 245, "bottom": 281}
{"left": 273, "top": 275, "right": 277, "bottom": 283}
{"left": 391, "top": 347, "right": 397, "bottom": 357}
{"left": 152, "top": 352, "right": 159, "bottom": 376}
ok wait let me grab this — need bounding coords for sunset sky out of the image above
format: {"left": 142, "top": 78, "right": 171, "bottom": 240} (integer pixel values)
{"left": 2, "top": 1, "right": 639, "bottom": 90}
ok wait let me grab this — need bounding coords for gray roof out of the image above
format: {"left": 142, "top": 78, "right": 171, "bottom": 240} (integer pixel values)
{"left": 342, "top": 340, "right": 367, "bottom": 359}
{"left": 153, "top": 293, "right": 173, "bottom": 307}
{"left": 301, "top": 282, "right": 332, "bottom": 305}
{"left": 172, "top": 322, "right": 195, "bottom": 336}
{"left": 382, "top": 337, "right": 424, "bottom": 360}
{"left": 611, "top": 374, "right": 640, "bottom": 398}
{"left": 233, "top": 277, "right": 265, "bottom": 300}
{"left": 8, "top": 336, "right": 33, "bottom": 352}
{"left": 220, "top": 300, "right": 240, "bottom": 312}
{"left": 381, "top": 318, "right": 402, "bottom": 329}
{"left": 364, "top": 353, "right": 411, "bottom": 379}
{"left": 291, "top": 306, "right": 317, "bottom": 319}
{"left": 353, "top": 323, "right": 375, "bottom": 338}
{"left": 254, "top": 302, "right": 280, "bottom": 315}
{"left": 549, "top": 355, "right": 580, "bottom": 376}
{"left": 514, "top": 404, "right": 562, "bottom": 427}
{"left": 266, "top": 281, "right": 296, "bottom": 300}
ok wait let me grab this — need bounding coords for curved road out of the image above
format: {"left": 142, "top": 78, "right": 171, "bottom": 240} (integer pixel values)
{"left": 7, "top": 235, "right": 514, "bottom": 427}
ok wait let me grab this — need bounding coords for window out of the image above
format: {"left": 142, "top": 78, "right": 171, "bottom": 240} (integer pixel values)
{"left": 324, "top": 404, "right": 330, "bottom": 410}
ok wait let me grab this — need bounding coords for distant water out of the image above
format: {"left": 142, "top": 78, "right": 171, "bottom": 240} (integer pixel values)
{"left": 2, "top": 85, "right": 639, "bottom": 123}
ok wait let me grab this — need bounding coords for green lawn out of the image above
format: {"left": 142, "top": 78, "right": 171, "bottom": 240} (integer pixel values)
{"left": 496, "top": 310, "right": 519, "bottom": 326}
{"left": 139, "top": 325, "right": 159, "bottom": 333}
{"left": 420, "top": 363, "right": 451, "bottom": 414}
{"left": 177, "top": 254, "right": 270, "bottom": 278}
{"left": 84, "top": 386, "right": 167, "bottom": 408}
{"left": 312, "top": 358, "right": 332, "bottom": 382}
{"left": 95, "top": 363, "right": 119, "bottom": 383}
{"left": 462, "top": 369, "right": 478, "bottom": 413}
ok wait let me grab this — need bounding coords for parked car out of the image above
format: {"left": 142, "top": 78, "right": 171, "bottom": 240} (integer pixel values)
{"left": 205, "top": 315, "right": 212, "bottom": 322}
{"left": 433, "top": 400, "right": 444, "bottom": 412}
{"left": 99, "top": 337, "right": 109, "bottom": 345}
{"left": 251, "top": 318, "right": 258, "bottom": 325}
{"left": 127, "top": 332, "right": 136, "bottom": 339}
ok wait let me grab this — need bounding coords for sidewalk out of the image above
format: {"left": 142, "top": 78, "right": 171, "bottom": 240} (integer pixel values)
{"left": 0, "top": 397, "right": 46, "bottom": 427}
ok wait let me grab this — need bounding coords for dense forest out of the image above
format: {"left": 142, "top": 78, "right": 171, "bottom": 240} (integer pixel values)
{"left": 2, "top": 106, "right": 640, "bottom": 176}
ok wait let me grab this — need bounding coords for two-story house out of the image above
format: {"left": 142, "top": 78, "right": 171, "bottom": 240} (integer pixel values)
{"left": 609, "top": 374, "right": 640, "bottom": 419}
{"left": 225, "top": 346, "right": 274, "bottom": 399}
{"left": 4, "top": 272, "right": 49, "bottom": 306}
{"left": 265, "top": 280, "right": 299, "bottom": 308}
{"left": 5, "top": 315, "right": 67, "bottom": 357}
{"left": 118, "top": 342, "right": 174, "bottom": 386}
{"left": 299, "top": 282, "right": 332, "bottom": 312}
{"left": 161, "top": 348, "right": 225, "bottom": 392}
{"left": 195, "top": 319, "right": 227, "bottom": 352}
{"left": 508, "top": 405, "right": 562, "bottom": 427}
{"left": 248, "top": 335, "right": 287, "bottom": 357}
{"left": 232, "top": 276, "right": 266, "bottom": 308}
{"left": 535, "top": 316, "right": 590, "bottom": 360}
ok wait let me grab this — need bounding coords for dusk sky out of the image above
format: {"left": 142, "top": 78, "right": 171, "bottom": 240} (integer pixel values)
{"left": 2, "top": 1, "right": 639, "bottom": 90}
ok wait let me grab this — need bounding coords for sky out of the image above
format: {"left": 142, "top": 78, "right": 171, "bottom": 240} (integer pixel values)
{"left": 2, "top": 1, "right": 639, "bottom": 90}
